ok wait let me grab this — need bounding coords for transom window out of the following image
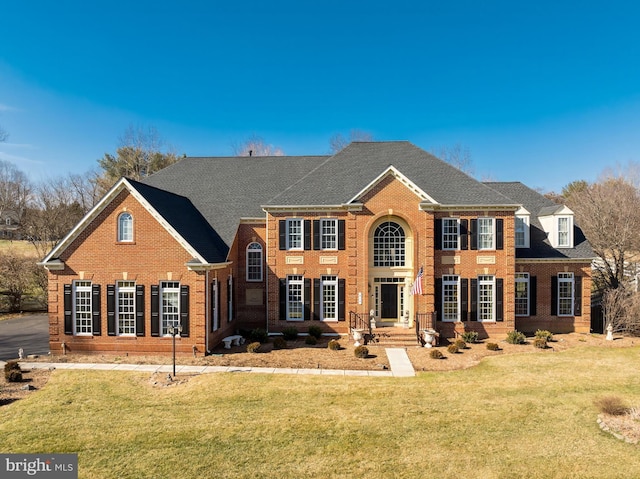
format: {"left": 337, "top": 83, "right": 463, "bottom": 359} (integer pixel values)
{"left": 161, "top": 281, "right": 180, "bottom": 336}
{"left": 321, "top": 275, "right": 338, "bottom": 321}
{"left": 287, "top": 219, "right": 303, "bottom": 250}
{"left": 443, "top": 219, "right": 460, "bottom": 250}
{"left": 73, "top": 281, "right": 92, "bottom": 335}
{"left": 287, "top": 275, "right": 304, "bottom": 321}
{"left": 117, "top": 281, "right": 136, "bottom": 335}
{"left": 321, "top": 219, "right": 338, "bottom": 250}
{"left": 118, "top": 212, "right": 133, "bottom": 242}
{"left": 478, "top": 275, "right": 495, "bottom": 321}
{"left": 442, "top": 275, "right": 460, "bottom": 322}
{"left": 246, "top": 242, "right": 263, "bottom": 281}
{"left": 515, "top": 273, "right": 529, "bottom": 316}
{"left": 558, "top": 273, "right": 574, "bottom": 316}
{"left": 477, "top": 218, "right": 494, "bottom": 250}
{"left": 373, "top": 221, "right": 406, "bottom": 267}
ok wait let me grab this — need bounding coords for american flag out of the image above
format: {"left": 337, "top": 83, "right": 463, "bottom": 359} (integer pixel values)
{"left": 410, "top": 266, "right": 423, "bottom": 296}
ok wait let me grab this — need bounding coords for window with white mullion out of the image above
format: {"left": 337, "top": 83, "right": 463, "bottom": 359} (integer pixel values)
{"left": 443, "top": 218, "right": 460, "bottom": 250}
{"left": 515, "top": 273, "right": 529, "bottom": 316}
{"left": 287, "top": 275, "right": 304, "bottom": 321}
{"left": 478, "top": 218, "right": 494, "bottom": 250}
{"left": 558, "top": 273, "right": 574, "bottom": 316}
{"left": 117, "top": 281, "right": 136, "bottom": 335}
{"left": 558, "top": 217, "right": 570, "bottom": 247}
{"left": 287, "top": 219, "right": 303, "bottom": 250}
{"left": 478, "top": 275, "right": 495, "bottom": 321}
{"left": 161, "top": 281, "right": 180, "bottom": 336}
{"left": 246, "top": 242, "right": 263, "bottom": 281}
{"left": 321, "top": 275, "right": 338, "bottom": 321}
{"left": 373, "top": 221, "right": 406, "bottom": 267}
{"left": 74, "top": 281, "right": 92, "bottom": 335}
{"left": 442, "top": 275, "right": 460, "bottom": 322}
{"left": 321, "top": 219, "right": 337, "bottom": 250}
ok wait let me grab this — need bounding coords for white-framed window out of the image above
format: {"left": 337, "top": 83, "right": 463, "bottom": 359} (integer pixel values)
{"left": 373, "top": 221, "right": 406, "bottom": 267}
{"left": 515, "top": 216, "right": 530, "bottom": 248}
{"left": 443, "top": 218, "right": 460, "bottom": 250}
{"left": 287, "top": 275, "right": 304, "bottom": 321}
{"left": 477, "top": 218, "right": 494, "bottom": 250}
{"left": 558, "top": 272, "right": 574, "bottom": 316}
{"left": 321, "top": 275, "right": 338, "bottom": 321}
{"left": 161, "top": 281, "right": 180, "bottom": 336}
{"left": 246, "top": 242, "right": 263, "bottom": 281}
{"left": 321, "top": 219, "right": 338, "bottom": 250}
{"left": 478, "top": 275, "right": 495, "bottom": 322}
{"left": 558, "top": 217, "right": 571, "bottom": 247}
{"left": 5, "top": 217, "right": 10, "bottom": 225}
{"left": 118, "top": 212, "right": 133, "bottom": 242}
{"left": 73, "top": 280, "right": 92, "bottom": 335}
{"left": 117, "top": 280, "right": 136, "bottom": 335}
{"left": 287, "top": 219, "right": 303, "bottom": 250}
{"left": 442, "top": 275, "right": 460, "bottom": 322}
{"left": 515, "top": 273, "right": 529, "bottom": 316}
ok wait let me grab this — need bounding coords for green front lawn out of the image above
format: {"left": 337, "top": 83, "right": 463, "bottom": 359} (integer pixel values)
{"left": 1, "top": 345, "right": 639, "bottom": 478}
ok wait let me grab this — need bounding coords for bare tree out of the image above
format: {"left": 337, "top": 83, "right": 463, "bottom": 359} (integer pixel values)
{"left": 0, "top": 250, "right": 40, "bottom": 312}
{"left": 602, "top": 287, "right": 640, "bottom": 336}
{"left": 329, "top": 129, "right": 374, "bottom": 154}
{"left": 433, "top": 144, "right": 474, "bottom": 176}
{"left": 0, "top": 159, "right": 31, "bottom": 224}
{"left": 231, "top": 134, "right": 284, "bottom": 157}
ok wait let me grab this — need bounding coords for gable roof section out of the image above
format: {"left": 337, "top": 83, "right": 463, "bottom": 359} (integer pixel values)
{"left": 485, "top": 182, "right": 595, "bottom": 260}
{"left": 41, "top": 178, "right": 227, "bottom": 267}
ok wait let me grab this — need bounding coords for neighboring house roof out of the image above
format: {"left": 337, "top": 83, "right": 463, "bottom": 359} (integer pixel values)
{"left": 485, "top": 181, "right": 595, "bottom": 260}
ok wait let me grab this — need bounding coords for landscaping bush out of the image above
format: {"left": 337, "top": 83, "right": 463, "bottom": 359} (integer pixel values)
{"left": 354, "top": 345, "right": 369, "bottom": 358}
{"left": 454, "top": 339, "right": 467, "bottom": 350}
{"left": 447, "top": 344, "right": 459, "bottom": 354}
{"left": 533, "top": 337, "right": 547, "bottom": 349}
{"left": 281, "top": 326, "right": 299, "bottom": 341}
{"left": 272, "top": 337, "right": 287, "bottom": 350}
{"left": 535, "top": 329, "right": 553, "bottom": 342}
{"left": 486, "top": 342, "right": 500, "bottom": 351}
{"left": 4, "top": 360, "right": 21, "bottom": 382}
{"left": 327, "top": 339, "right": 341, "bottom": 351}
{"left": 307, "top": 325, "right": 322, "bottom": 339}
{"left": 594, "top": 395, "right": 629, "bottom": 416}
{"left": 461, "top": 331, "right": 479, "bottom": 344}
{"left": 506, "top": 330, "right": 527, "bottom": 345}
{"left": 430, "top": 349, "right": 444, "bottom": 359}
{"left": 246, "top": 342, "right": 261, "bottom": 354}
{"left": 250, "top": 328, "right": 269, "bottom": 343}
{"left": 305, "top": 335, "right": 317, "bottom": 345}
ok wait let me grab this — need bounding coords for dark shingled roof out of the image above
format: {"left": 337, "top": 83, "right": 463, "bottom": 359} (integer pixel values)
{"left": 485, "top": 182, "right": 595, "bottom": 260}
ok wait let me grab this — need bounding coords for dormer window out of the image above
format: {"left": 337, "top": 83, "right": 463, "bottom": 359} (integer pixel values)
{"left": 558, "top": 216, "right": 572, "bottom": 248}
{"left": 538, "top": 205, "right": 574, "bottom": 249}
{"left": 515, "top": 207, "right": 530, "bottom": 249}
{"left": 118, "top": 212, "right": 133, "bottom": 242}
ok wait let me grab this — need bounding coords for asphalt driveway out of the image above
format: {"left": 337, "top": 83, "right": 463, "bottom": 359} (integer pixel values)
{"left": 0, "top": 313, "right": 50, "bottom": 361}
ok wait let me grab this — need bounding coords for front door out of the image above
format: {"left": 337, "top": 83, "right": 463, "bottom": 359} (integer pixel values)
{"left": 381, "top": 284, "right": 398, "bottom": 321}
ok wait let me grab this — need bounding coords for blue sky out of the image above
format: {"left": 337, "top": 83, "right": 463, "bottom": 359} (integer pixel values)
{"left": 1, "top": 0, "right": 639, "bottom": 192}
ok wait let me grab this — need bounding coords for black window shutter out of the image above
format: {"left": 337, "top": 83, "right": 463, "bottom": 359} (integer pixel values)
{"left": 574, "top": 276, "right": 582, "bottom": 317}
{"left": 470, "top": 219, "right": 478, "bottom": 250}
{"left": 92, "top": 284, "right": 101, "bottom": 335}
{"left": 496, "top": 219, "right": 504, "bottom": 250}
{"left": 461, "top": 278, "right": 469, "bottom": 322}
{"left": 180, "top": 285, "right": 189, "bottom": 337}
{"left": 434, "top": 219, "right": 442, "bottom": 250}
{"left": 460, "top": 220, "right": 469, "bottom": 250}
{"left": 232, "top": 278, "right": 236, "bottom": 321}
{"left": 279, "top": 220, "right": 286, "bottom": 250}
{"left": 64, "top": 284, "right": 73, "bottom": 335}
{"left": 496, "top": 278, "right": 504, "bottom": 322}
{"left": 313, "top": 278, "right": 321, "bottom": 320}
{"left": 151, "top": 285, "right": 160, "bottom": 336}
{"left": 338, "top": 279, "right": 346, "bottom": 321}
{"left": 338, "top": 220, "right": 346, "bottom": 250}
{"left": 304, "top": 220, "right": 311, "bottom": 250}
{"left": 470, "top": 279, "right": 478, "bottom": 321}
{"left": 530, "top": 276, "right": 537, "bottom": 316}
{"left": 304, "top": 278, "right": 311, "bottom": 320}
{"left": 107, "top": 284, "right": 116, "bottom": 336}
{"left": 434, "top": 278, "right": 442, "bottom": 322}
{"left": 135, "top": 285, "right": 145, "bottom": 336}
{"left": 551, "top": 276, "right": 558, "bottom": 315}
{"left": 313, "top": 220, "right": 320, "bottom": 250}
{"left": 279, "top": 279, "right": 286, "bottom": 320}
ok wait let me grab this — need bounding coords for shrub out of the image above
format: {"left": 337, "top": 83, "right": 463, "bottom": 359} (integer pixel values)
{"left": 272, "top": 337, "right": 287, "bottom": 350}
{"left": 430, "top": 349, "right": 444, "bottom": 359}
{"left": 461, "top": 331, "right": 479, "bottom": 344}
{"left": 447, "top": 344, "right": 459, "bottom": 354}
{"left": 486, "top": 342, "right": 500, "bottom": 351}
{"left": 281, "top": 326, "right": 299, "bottom": 341}
{"left": 354, "top": 345, "right": 369, "bottom": 358}
{"left": 305, "top": 335, "right": 317, "bottom": 345}
{"left": 454, "top": 339, "right": 467, "bottom": 350}
{"left": 594, "top": 396, "right": 629, "bottom": 416}
{"left": 533, "top": 337, "right": 547, "bottom": 349}
{"left": 506, "top": 330, "right": 527, "bottom": 345}
{"left": 246, "top": 342, "right": 261, "bottom": 354}
{"left": 307, "top": 325, "right": 322, "bottom": 339}
{"left": 250, "top": 328, "right": 269, "bottom": 343}
{"left": 328, "top": 339, "right": 341, "bottom": 351}
{"left": 535, "top": 329, "right": 553, "bottom": 342}
{"left": 4, "top": 360, "right": 21, "bottom": 382}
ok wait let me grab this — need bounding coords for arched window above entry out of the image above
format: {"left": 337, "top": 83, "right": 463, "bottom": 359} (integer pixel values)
{"left": 373, "top": 221, "right": 406, "bottom": 267}
{"left": 246, "top": 242, "right": 263, "bottom": 281}
{"left": 118, "top": 212, "right": 133, "bottom": 242}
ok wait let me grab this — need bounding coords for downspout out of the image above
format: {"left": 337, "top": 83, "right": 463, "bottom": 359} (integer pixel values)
{"left": 265, "top": 212, "right": 269, "bottom": 335}
{"left": 205, "top": 269, "right": 209, "bottom": 354}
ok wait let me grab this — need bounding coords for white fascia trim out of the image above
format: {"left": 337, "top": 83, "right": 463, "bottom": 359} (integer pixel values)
{"left": 515, "top": 206, "right": 530, "bottom": 215}
{"left": 420, "top": 203, "right": 520, "bottom": 212}
{"left": 37, "top": 258, "right": 65, "bottom": 271}
{"left": 186, "top": 260, "right": 232, "bottom": 271}
{"left": 348, "top": 166, "right": 436, "bottom": 204}
{"left": 538, "top": 205, "right": 574, "bottom": 217}
{"left": 239, "top": 217, "right": 267, "bottom": 224}
{"left": 515, "top": 257, "right": 596, "bottom": 264}
{"left": 261, "top": 204, "right": 362, "bottom": 213}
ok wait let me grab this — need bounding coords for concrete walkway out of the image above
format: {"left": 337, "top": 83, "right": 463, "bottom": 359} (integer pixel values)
{"left": 12, "top": 348, "right": 416, "bottom": 378}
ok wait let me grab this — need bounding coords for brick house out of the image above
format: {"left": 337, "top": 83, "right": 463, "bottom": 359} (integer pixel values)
{"left": 40, "top": 141, "right": 594, "bottom": 356}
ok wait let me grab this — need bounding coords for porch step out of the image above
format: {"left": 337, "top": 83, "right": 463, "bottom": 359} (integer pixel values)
{"left": 367, "top": 327, "right": 420, "bottom": 347}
